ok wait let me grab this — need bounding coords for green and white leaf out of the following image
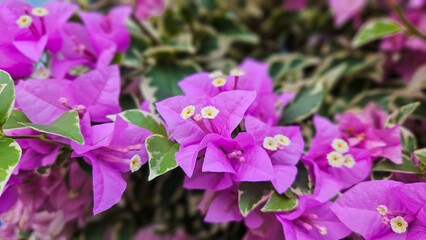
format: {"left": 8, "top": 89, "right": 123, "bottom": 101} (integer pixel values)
{"left": 238, "top": 182, "right": 271, "bottom": 217}
{"left": 19, "top": 110, "right": 84, "bottom": 144}
{"left": 2, "top": 110, "right": 31, "bottom": 131}
{"left": 119, "top": 110, "right": 167, "bottom": 136}
{"left": 0, "top": 70, "right": 15, "bottom": 129}
{"left": 386, "top": 102, "right": 420, "bottom": 127}
{"left": 414, "top": 148, "right": 426, "bottom": 166}
{"left": 146, "top": 134, "right": 179, "bottom": 180}
{"left": 261, "top": 190, "right": 298, "bottom": 212}
{"left": 0, "top": 138, "right": 22, "bottom": 196}
{"left": 373, "top": 156, "right": 422, "bottom": 174}
{"left": 353, "top": 19, "right": 403, "bottom": 48}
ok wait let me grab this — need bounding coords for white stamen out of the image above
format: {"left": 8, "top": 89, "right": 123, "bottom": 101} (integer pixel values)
{"left": 377, "top": 205, "right": 388, "bottom": 216}
{"left": 263, "top": 137, "right": 278, "bottom": 151}
{"left": 390, "top": 216, "right": 408, "bottom": 234}
{"left": 32, "top": 7, "right": 49, "bottom": 17}
{"left": 211, "top": 77, "right": 226, "bottom": 87}
{"left": 16, "top": 15, "right": 33, "bottom": 28}
{"left": 331, "top": 138, "right": 349, "bottom": 153}
{"left": 230, "top": 69, "right": 245, "bottom": 76}
{"left": 208, "top": 70, "right": 223, "bottom": 79}
{"left": 327, "top": 151, "right": 344, "bottom": 167}
{"left": 201, "top": 106, "right": 219, "bottom": 119}
{"left": 274, "top": 134, "right": 291, "bottom": 146}
{"left": 319, "top": 226, "right": 327, "bottom": 235}
{"left": 343, "top": 154, "right": 355, "bottom": 168}
{"left": 130, "top": 155, "right": 142, "bottom": 173}
{"left": 180, "top": 105, "right": 195, "bottom": 119}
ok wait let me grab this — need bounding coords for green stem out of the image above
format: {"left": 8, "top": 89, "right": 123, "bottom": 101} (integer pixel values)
{"left": 131, "top": 15, "right": 161, "bottom": 45}
{"left": 388, "top": 0, "right": 426, "bottom": 41}
{"left": 0, "top": 133, "right": 68, "bottom": 146}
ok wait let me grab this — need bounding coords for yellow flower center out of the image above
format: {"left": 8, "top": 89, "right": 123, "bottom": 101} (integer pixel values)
{"left": 331, "top": 138, "right": 349, "bottom": 153}
{"left": 274, "top": 134, "right": 291, "bottom": 146}
{"left": 327, "top": 151, "right": 344, "bottom": 167}
{"left": 343, "top": 154, "right": 355, "bottom": 168}
{"left": 208, "top": 70, "right": 223, "bottom": 79}
{"left": 201, "top": 106, "right": 219, "bottom": 119}
{"left": 230, "top": 69, "right": 245, "bottom": 76}
{"left": 390, "top": 216, "right": 408, "bottom": 234}
{"left": 263, "top": 137, "right": 278, "bottom": 151}
{"left": 16, "top": 15, "right": 33, "bottom": 28}
{"left": 212, "top": 77, "right": 226, "bottom": 87}
{"left": 130, "top": 155, "right": 142, "bottom": 173}
{"left": 32, "top": 7, "right": 49, "bottom": 17}
{"left": 180, "top": 105, "right": 195, "bottom": 119}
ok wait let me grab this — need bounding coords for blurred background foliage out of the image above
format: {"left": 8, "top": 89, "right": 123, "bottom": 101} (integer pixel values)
{"left": 53, "top": 0, "right": 426, "bottom": 239}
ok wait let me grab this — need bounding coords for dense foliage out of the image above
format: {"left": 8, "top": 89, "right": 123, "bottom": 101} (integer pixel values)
{"left": 0, "top": 0, "right": 425, "bottom": 239}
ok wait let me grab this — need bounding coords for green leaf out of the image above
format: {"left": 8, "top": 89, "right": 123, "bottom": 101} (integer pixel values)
{"left": 212, "top": 17, "right": 259, "bottom": 43}
{"left": 353, "top": 19, "right": 403, "bottom": 48}
{"left": 280, "top": 80, "right": 325, "bottom": 124}
{"left": 0, "top": 70, "right": 15, "bottom": 129}
{"left": 144, "top": 61, "right": 200, "bottom": 101}
{"left": 238, "top": 182, "right": 271, "bottom": 217}
{"left": 414, "top": 149, "right": 426, "bottom": 165}
{"left": 146, "top": 134, "right": 180, "bottom": 180}
{"left": 386, "top": 102, "right": 420, "bottom": 126}
{"left": 268, "top": 55, "right": 319, "bottom": 80}
{"left": 119, "top": 110, "right": 167, "bottom": 136}
{"left": 0, "top": 138, "right": 22, "bottom": 196}
{"left": 2, "top": 110, "right": 31, "bottom": 131}
{"left": 261, "top": 190, "right": 298, "bottom": 212}
{"left": 19, "top": 110, "right": 84, "bottom": 144}
{"left": 373, "top": 156, "right": 422, "bottom": 174}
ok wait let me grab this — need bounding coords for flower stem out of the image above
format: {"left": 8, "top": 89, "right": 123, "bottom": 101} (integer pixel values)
{"left": 131, "top": 15, "right": 161, "bottom": 45}
{"left": 388, "top": 0, "right": 426, "bottom": 41}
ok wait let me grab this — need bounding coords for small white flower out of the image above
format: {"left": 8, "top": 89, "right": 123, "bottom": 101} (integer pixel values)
{"left": 274, "top": 134, "right": 291, "bottom": 146}
{"left": 130, "top": 155, "right": 142, "bottom": 173}
{"left": 32, "top": 7, "right": 49, "bottom": 17}
{"left": 16, "top": 15, "right": 33, "bottom": 28}
{"left": 318, "top": 226, "right": 327, "bottom": 235}
{"left": 201, "top": 106, "right": 219, "bottom": 119}
{"left": 377, "top": 205, "right": 388, "bottom": 216}
{"left": 331, "top": 138, "right": 349, "bottom": 153}
{"left": 343, "top": 154, "right": 355, "bottom": 168}
{"left": 180, "top": 105, "right": 195, "bottom": 119}
{"left": 390, "top": 216, "right": 408, "bottom": 234}
{"left": 211, "top": 77, "right": 227, "bottom": 87}
{"left": 208, "top": 70, "right": 223, "bottom": 79}
{"left": 263, "top": 137, "right": 278, "bottom": 151}
{"left": 230, "top": 69, "right": 245, "bottom": 76}
{"left": 327, "top": 151, "right": 344, "bottom": 167}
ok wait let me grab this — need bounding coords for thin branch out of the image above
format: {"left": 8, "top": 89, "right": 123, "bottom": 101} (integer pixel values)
{"left": 131, "top": 15, "right": 161, "bottom": 45}
{"left": 388, "top": 0, "right": 426, "bottom": 41}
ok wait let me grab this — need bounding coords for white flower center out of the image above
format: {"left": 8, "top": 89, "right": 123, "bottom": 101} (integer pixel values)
{"left": 390, "top": 216, "right": 408, "bottom": 234}
{"left": 331, "top": 138, "right": 349, "bottom": 153}
{"left": 263, "top": 137, "right": 278, "bottom": 151}
{"left": 230, "top": 69, "right": 245, "bottom": 76}
{"left": 327, "top": 151, "right": 344, "bottom": 167}
{"left": 319, "top": 226, "right": 327, "bottom": 235}
{"left": 201, "top": 106, "right": 219, "bottom": 119}
{"left": 180, "top": 105, "right": 195, "bottom": 119}
{"left": 32, "top": 7, "right": 49, "bottom": 17}
{"left": 377, "top": 205, "right": 388, "bottom": 216}
{"left": 130, "top": 155, "right": 142, "bottom": 173}
{"left": 343, "top": 154, "right": 355, "bottom": 168}
{"left": 274, "top": 134, "right": 291, "bottom": 146}
{"left": 211, "top": 77, "right": 226, "bottom": 87}
{"left": 208, "top": 70, "right": 223, "bottom": 79}
{"left": 16, "top": 15, "right": 33, "bottom": 28}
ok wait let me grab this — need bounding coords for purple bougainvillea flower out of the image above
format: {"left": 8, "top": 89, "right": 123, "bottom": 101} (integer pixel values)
{"left": 243, "top": 206, "right": 284, "bottom": 240}
{"left": 0, "top": 0, "right": 77, "bottom": 78}
{"left": 16, "top": 65, "right": 121, "bottom": 124}
{"left": 337, "top": 104, "right": 402, "bottom": 164}
{"left": 245, "top": 116, "right": 304, "bottom": 193}
{"left": 134, "top": 0, "right": 165, "bottom": 21}
{"left": 156, "top": 90, "right": 256, "bottom": 176}
{"left": 282, "top": 0, "right": 307, "bottom": 11}
{"left": 277, "top": 195, "right": 352, "bottom": 240}
{"left": 183, "top": 158, "right": 233, "bottom": 191}
{"left": 79, "top": 6, "right": 131, "bottom": 53}
{"left": 71, "top": 115, "right": 150, "bottom": 215}
{"left": 303, "top": 115, "right": 371, "bottom": 202}
{"left": 199, "top": 187, "right": 243, "bottom": 223}
{"left": 331, "top": 180, "right": 426, "bottom": 240}
{"left": 178, "top": 59, "right": 282, "bottom": 125}
{"left": 328, "top": 0, "right": 367, "bottom": 27}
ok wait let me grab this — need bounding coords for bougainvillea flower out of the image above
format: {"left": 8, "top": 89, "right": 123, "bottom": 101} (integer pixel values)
{"left": 15, "top": 65, "right": 121, "bottom": 124}
{"left": 245, "top": 116, "right": 304, "bottom": 193}
{"left": 53, "top": 22, "right": 116, "bottom": 78}
{"left": 156, "top": 90, "right": 256, "bottom": 176}
{"left": 178, "top": 59, "right": 281, "bottom": 125}
{"left": 243, "top": 206, "right": 284, "bottom": 240}
{"left": 134, "top": 0, "right": 166, "bottom": 21}
{"left": 198, "top": 187, "right": 243, "bottom": 223}
{"left": 79, "top": 6, "right": 131, "bottom": 53}
{"left": 331, "top": 180, "right": 426, "bottom": 240}
{"left": 328, "top": 0, "right": 367, "bottom": 27}
{"left": 277, "top": 196, "right": 352, "bottom": 240}
{"left": 303, "top": 115, "right": 371, "bottom": 202}
{"left": 71, "top": 115, "right": 150, "bottom": 214}
{"left": 0, "top": 0, "right": 77, "bottom": 78}
{"left": 337, "top": 104, "right": 402, "bottom": 164}
{"left": 183, "top": 158, "right": 233, "bottom": 191}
